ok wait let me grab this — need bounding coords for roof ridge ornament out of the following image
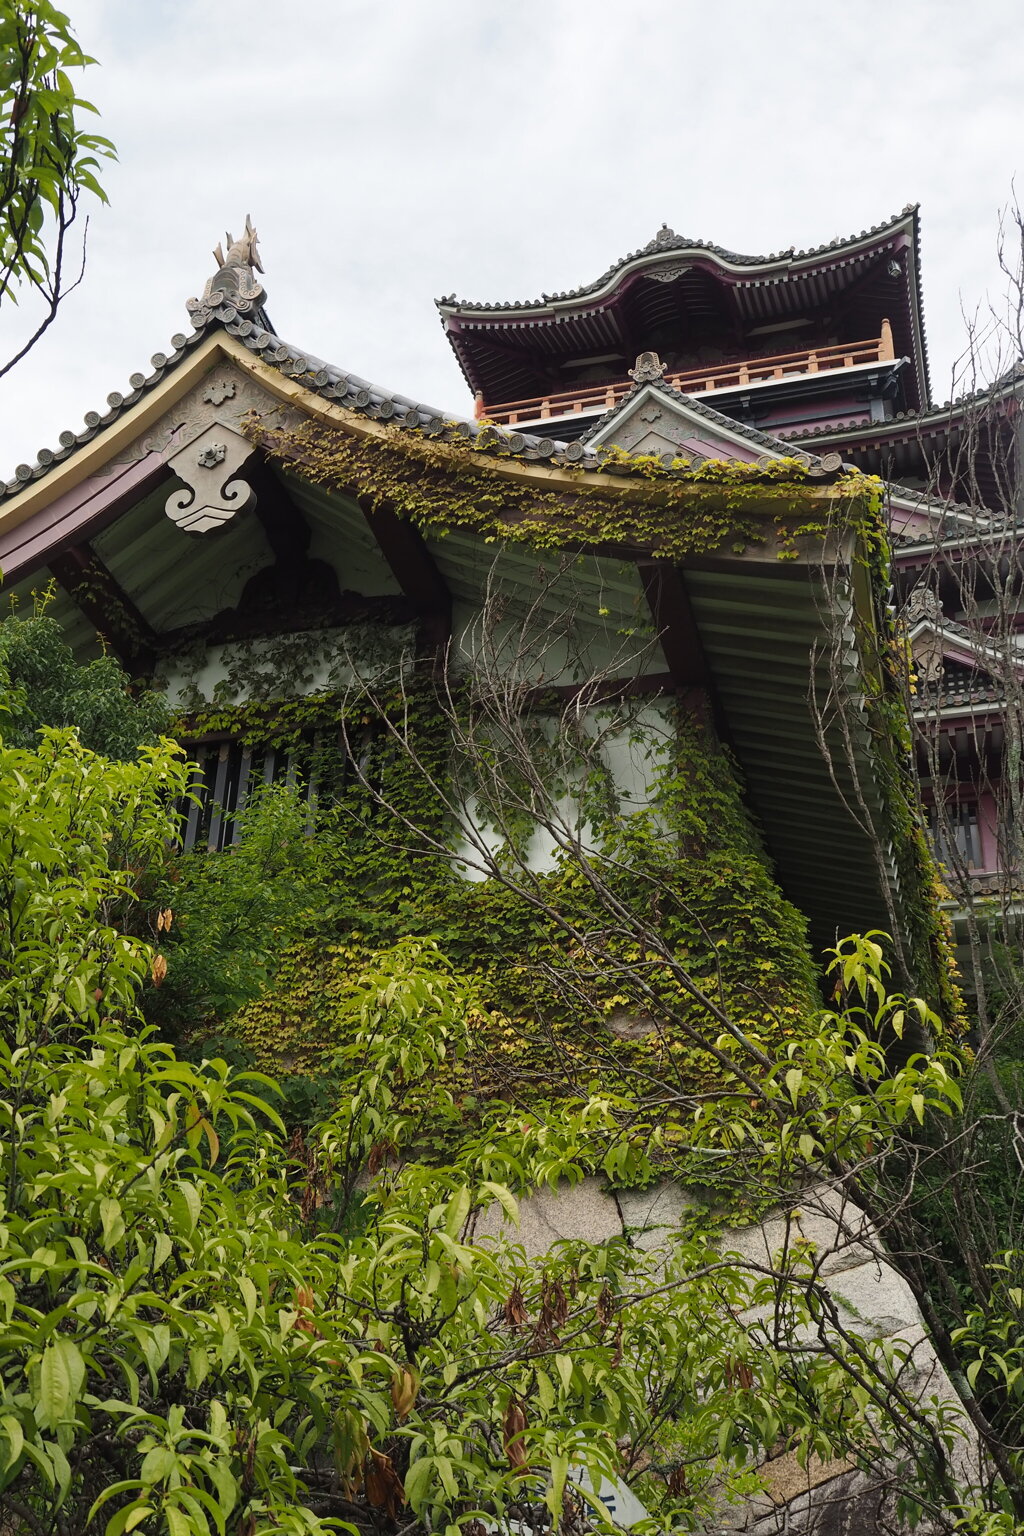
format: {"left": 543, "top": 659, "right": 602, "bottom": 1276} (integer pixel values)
{"left": 907, "top": 585, "right": 943, "bottom": 625}
{"left": 628, "top": 351, "right": 668, "bottom": 385}
{"left": 186, "top": 214, "right": 267, "bottom": 327}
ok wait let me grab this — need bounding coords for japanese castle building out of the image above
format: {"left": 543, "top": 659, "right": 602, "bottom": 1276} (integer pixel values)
{"left": 0, "top": 206, "right": 1007, "bottom": 992}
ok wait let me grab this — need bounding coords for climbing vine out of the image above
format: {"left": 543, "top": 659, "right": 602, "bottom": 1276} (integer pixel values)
{"left": 849, "top": 510, "right": 964, "bottom": 1022}
{"left": 173, "top": 686, "right": 823, "bottom": 1193}
{"left": 245, "top": 413, "right": 885, "bottom": 563}
{"left": 160, "top": 421, "right": 958, "bottom": 1154}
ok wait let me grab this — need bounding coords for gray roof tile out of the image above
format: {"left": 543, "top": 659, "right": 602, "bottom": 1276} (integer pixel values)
{"left": 2, "top": 276, "right": 849, "bottom": 504}
{"left": 438, "top": 206, "right": 920, "bottom": 315}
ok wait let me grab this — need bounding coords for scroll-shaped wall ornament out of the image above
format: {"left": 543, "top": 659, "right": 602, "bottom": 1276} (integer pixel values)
{"left": 165, "top": 421, "right": 255, "bottom": 534}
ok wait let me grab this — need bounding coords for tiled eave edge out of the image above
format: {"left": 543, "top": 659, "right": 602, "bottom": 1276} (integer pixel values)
{"left": 437, "top": 207, "right": 920, "bottom": 315}
{"left": 0, "top": 313, "right": 723, "bottom": 512}
{"left": 780, "top": 363, "right": 1024, "bottom": 450}
{"left": 0, "top": 317, "right": 855, "bottom": 546}
{"left": 227, "top": 337, "right": 857, "bottom": 534}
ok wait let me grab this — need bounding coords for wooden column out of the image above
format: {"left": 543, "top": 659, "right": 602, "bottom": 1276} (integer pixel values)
{"left": 637, "top": 560, "right": 710, "bottom": 692}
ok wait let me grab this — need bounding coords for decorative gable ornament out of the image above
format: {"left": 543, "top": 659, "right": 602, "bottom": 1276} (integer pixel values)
{"left": 186, "top": 215, "right": 267, "bottom": 327}
{"left": 586, "top": 369, "right": 774, "bottom": 464}
{"left": 907, "top": 586, "right": 943, "bottom": 625}
{"left": 628, "top": 351, "right": 668, "bottom": 385}
{"left": 165, "top": 421, "right": 255, "bottom": 534}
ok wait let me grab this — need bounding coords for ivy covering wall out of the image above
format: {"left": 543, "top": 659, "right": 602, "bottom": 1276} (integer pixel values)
{"left": 160, "top": 428, "right": 959, "bottom": 1135}
{"left": 169, "top": 687, "right": 818, "bottom": 1164}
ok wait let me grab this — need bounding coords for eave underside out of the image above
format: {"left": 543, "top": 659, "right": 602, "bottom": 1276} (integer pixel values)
{"left": 683, "top": 562, "right": 895, "bottom": 959}
{"left": 2, "top": 441, "right": 898, "bottom": 968}
{"left": 443, "top": 233, "right": 924, "bottom": 413}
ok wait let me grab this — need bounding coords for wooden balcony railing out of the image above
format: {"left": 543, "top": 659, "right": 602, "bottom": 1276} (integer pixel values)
{"left": 477, "top": 320, "right": 895, "bottom": 427}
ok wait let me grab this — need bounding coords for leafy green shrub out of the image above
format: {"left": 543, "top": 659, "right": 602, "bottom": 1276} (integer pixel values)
{"left": 0, "top": 720, "right": 1017, "bottom": 1532}
{"left": 0, "top": 599, "right": 170, "bottom": 757}
{"left": 0, "top": 726, "right": 188, "bottom": 1046}
{"left": 147, "top": 781, "right": 330, "bottom": 1040}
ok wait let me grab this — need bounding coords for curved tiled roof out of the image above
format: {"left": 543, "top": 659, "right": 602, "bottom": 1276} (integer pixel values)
{"left": 784, "top": 378, "right": 1024, "bottom": 449}
{"left": 0, "top": 302, "right": 601, "bottom": 501}
{"left": 2, "top": 274, "right": 842, "bottom": 507}
{"left": 437, "top": 206, "right": 920, "bottom": 315}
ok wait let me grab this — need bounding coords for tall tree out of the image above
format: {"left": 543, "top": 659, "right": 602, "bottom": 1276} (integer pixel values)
{"left": 0, "top": 0, "right": 114, "bottom": 377}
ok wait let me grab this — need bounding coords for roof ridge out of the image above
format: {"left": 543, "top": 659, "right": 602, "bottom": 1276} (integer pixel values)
{"left": 4, "top": 230, "right": 864, "bottom": 501}
{"left": 437, "top": 206, "right": 920, "bottom": 315}
{"left": 2, "top": 299, "right": 858, "bottom": 504}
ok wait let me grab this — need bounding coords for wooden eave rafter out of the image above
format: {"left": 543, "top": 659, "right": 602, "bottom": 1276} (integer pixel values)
{"left": 48, "top": 542, "right": 161, "bottom": 671}
{"left": 359, "top": 498, "right": 452, "bottom": 654}
{"left": 245, "top": 457, "right": 312, "bottom": 564}
{"left": 636, "top": 560, "right": 710, "bottom": 692}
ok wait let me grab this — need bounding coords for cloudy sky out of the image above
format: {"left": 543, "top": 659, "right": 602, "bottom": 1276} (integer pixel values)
{"left": 2, "top": 0, "right": 1023, "bottom": 474}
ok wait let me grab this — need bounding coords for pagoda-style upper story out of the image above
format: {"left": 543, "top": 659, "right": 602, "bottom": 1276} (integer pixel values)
{"left": 438, "top": 207, "right": 929, "bottom": 443}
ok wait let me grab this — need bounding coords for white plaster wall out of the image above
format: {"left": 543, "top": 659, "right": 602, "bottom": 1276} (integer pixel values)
{"left": 159, "top": 625, "right": 415, "bottom": 710}
{"left": 450, "top": 598, "right": 661, "bottom": 687}
{"left": 449, "top": 703, "right": 673, "bottom": 880}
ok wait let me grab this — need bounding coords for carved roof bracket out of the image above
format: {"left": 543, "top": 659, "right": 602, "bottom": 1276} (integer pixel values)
{"left": 165, "top": 420, "right": 256, "bottom": 534}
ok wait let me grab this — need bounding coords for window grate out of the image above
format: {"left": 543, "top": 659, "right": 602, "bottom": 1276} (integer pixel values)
{"left": 178, "top": 731, "right": 336, "bottom": 851}
{"left": 926, "top": 802, "right": 979, "bottom": 872}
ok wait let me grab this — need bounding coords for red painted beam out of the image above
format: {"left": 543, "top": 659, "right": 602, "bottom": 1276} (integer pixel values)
{"left": 0, "top": 453, "right": 170, "bottom": 586}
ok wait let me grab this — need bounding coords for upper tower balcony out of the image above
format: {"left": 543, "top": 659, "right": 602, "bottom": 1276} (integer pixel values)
{"left": 476, "top": 324, "right": 896, "bottom": 431}
{"left": 439, "top": 209, "right": 928, "bottom": 444}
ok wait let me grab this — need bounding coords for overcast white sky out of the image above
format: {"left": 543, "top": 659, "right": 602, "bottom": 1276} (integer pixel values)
{"left": 2, "top": 0, "right": 1024, "bottom": 476}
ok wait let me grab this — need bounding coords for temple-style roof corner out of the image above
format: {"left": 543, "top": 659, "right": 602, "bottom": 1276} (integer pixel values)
{"left": 437, "top": 207, "right": 930, "bottom": 424}
{"left": 437, "top": 206, "right": 922, "bottom": 315}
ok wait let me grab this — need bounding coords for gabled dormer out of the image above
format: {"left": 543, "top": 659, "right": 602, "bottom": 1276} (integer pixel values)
{"left": 582, "top": 351, "right": 843, "bottom": 469}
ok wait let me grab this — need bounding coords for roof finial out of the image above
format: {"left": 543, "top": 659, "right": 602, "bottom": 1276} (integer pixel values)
{"left": 187, "top": 214, "right": 267, "bottom": 327}
{"left": 213, "top": 214, "right": 263, "bottom": 276}
{"left": 628, "top": 351, "right": 668, "bottom": 385}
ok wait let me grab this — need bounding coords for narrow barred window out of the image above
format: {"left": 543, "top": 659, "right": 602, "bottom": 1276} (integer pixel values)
{"left": 177, "top": 730, "right": 337, "bottom": 850}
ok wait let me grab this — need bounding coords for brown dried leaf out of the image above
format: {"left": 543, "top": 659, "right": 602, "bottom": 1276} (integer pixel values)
{"left": 542, "top": 1278, "right": 569, "bottom": 1328}
{"left": 295, "top": 1285, "right": 319, "bottom": 1335}
{"left": 503, "top": 1398, "right": 529, "bottom": 1469}
{"left": 150, "top": 953, "right": 168, "bottom": 986}
{"left": 391, "top": 1366, "right": 419, "bottom": 1421}
{"left": 364, "top": 1448, "right": 405, "bottom": 1517}
{"left": 503, "top": 1283, "right": 528, "bottom": 1329}
{"left": 595, "top": 1283, "right": 615, "bottom": 1328}
{"left": 610, "top": 1317, "right": 623, "bottom": 1368}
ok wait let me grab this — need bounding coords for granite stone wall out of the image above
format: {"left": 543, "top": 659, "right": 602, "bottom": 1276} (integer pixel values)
{"left": 471, "top": 1179, "right": 974, "bottom": 1534}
